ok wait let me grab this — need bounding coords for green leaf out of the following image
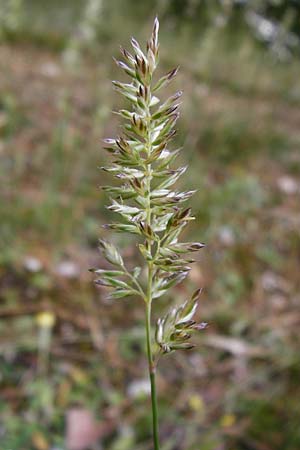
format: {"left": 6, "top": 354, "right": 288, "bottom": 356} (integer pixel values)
{"left": 104, "top": 223, "right": 140, "bottom": 234}
{"left": 108, "top": 289, "right": 136, "bottom": 299}
{"left": 152, "top": 66, "right": 179, "bottom": 92}
{"left": 102, "top": 186, "right": 137, "bottom": 199}
{"left": 98, "top": 277, "right": 131, "bottom": 289}
{"left": 169, "top": 342, "right": 195, "bottom": 351}
{"left": 177, "top": 300, "right": 198, "bottom": 325}
{"left": 156, "top": 166, "right": 187, "bottom": 189}
{"left": 138, "top": 244, "right": 152, "bottom": 261}
{"left": 155, "top": 318, "right": 164, "bottom": 345}
{"left": 108, "top": 201, "right": 140, "bottom": 215}
{"left": 99, "top": 240, "right": 124, "bottom": 267}
{"left": 114, "top": 58, "right": 135, "bottom": 77}
{"left": 133, "top": 266, "right": 142, "bottom": 278}
{"left": 149, "top": 96, "right": 160, "bottom": 107}
{"left": 89, "top": 268, "right": 125, "bottom": 277}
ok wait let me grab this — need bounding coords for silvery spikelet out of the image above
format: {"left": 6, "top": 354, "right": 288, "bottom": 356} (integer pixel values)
{"left": 90, "top": 17, "right": 207, "bottom": 449}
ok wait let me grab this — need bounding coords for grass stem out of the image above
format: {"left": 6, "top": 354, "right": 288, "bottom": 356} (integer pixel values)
{"left": 145, "top": 293, "right": 160, "bottom": 450}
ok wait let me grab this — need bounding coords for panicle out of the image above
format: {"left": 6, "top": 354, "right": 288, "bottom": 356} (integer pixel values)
{"left": 92, "top": 17, "right": 206, "bottom": 355}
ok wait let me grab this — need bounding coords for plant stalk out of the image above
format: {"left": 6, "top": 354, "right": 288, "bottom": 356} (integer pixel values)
{"left": 145, "top": 56, "right": 160, "bottom": 450}
{"left": 146, "top": 285, "right": 160, "bottom": 450}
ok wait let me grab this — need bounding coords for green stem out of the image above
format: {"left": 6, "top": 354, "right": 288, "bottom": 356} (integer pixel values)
{"left": 146, "top": 285, "right": 160, "bottom": 450}
{"left": 123, "top": 265, "right": 147, "bottom": 301}
{"left": 144, "top": 89, "right": 160, "bottom": 449}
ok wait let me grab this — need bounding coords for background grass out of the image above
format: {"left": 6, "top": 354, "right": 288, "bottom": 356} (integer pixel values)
{"left": 1, "top": 1, "right": 300, "bottom": 449}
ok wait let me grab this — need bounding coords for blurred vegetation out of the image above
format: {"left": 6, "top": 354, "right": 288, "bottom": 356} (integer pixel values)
{"left": 1, "top": 1, "right": 300, "bottom": 449}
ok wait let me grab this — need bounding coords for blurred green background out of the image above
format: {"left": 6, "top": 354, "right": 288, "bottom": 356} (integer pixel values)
{"left": 1, "top": 1, "right": 300, "bottom": 449}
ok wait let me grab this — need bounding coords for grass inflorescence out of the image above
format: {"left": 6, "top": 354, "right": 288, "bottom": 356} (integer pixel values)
{"left": 91, "top": 17, "right": 207, "bottom": 448}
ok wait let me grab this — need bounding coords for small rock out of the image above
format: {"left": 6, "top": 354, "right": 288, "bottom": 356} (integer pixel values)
{"left": 269, "top": 294, "right": 286, "bottom": 311}
{"left": 218, "top": 226, "right": 235, "bottom": 246}
{"left": 277, "top": 176, "right": 299, "bottom": 195}
{"left": 24, "top": 256, "right": 43, "bottom": 272}
{"left": 127, "top": 378, "right": 151, "bottom": 399}
{"left": 261, "top": 271, "right": 279, "bottom": 291}
{"left": 56, "top": 261, "right": 80, "bottom": 279}
{"left": 188, "top": 353, "right": 207, "bottom": 376}
{"left": 40, "top": 61, "right": 61, "bottom": 78}
{"left": 261, "top": 270, "right": 290, "bottom": 294}
{"left": 66, "top": 408, "right": 102, "bottom": 450}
